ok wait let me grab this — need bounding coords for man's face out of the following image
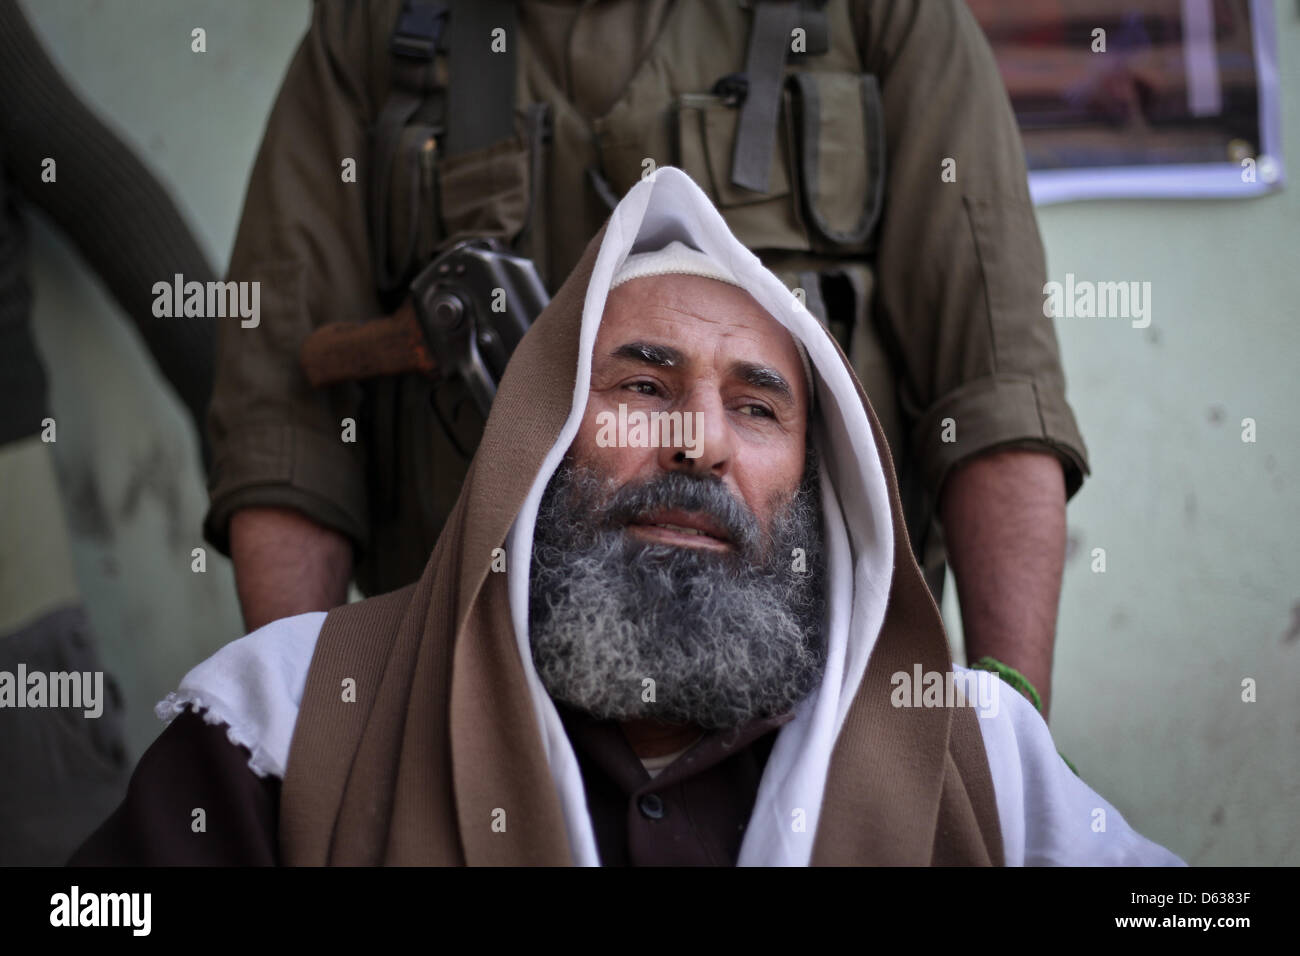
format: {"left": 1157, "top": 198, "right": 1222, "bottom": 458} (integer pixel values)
{"left": 568, "top": 274, "right": 810, "bottom": 547}
{"left": 528, "top": 274, "right": 827, "bottom": 730}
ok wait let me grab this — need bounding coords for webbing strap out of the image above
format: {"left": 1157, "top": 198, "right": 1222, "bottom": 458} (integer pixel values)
{"left": 390, "top": 0, "right": 446, "bottom": 59}
{"left": 370, "top": 0, "right": 447, "bottom": 293}
{"left": 385, "top": 0, "right": 518, "bottom": 158}
{"left": 730, "top": 0, "right": 800, "bottom": 193}
{"left": 444, "top": 0, "right": 517, "bottom": 156}
{"left": 370, "top": 0, "right": 519, "bottom": 292}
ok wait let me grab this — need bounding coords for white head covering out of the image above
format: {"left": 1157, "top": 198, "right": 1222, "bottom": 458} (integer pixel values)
{"left": 611, "top": 238, "right": 739, "bottom": 288}
{"left": 610, "top": 239, "right": 816, "bottom": 406}
{"left": 506, "top": 168, "right": 896, "bottom": 865}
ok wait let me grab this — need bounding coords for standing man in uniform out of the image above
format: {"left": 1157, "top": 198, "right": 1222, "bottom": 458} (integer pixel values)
{"left": 205, "top": 0, "right": 1088, "bottom": 718}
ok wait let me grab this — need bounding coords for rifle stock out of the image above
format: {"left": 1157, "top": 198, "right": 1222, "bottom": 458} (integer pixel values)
{"left": 299, "top": 305, "right": 437, "bottom": 387}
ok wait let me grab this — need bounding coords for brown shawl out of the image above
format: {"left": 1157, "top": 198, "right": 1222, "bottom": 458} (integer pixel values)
{"left": 280, "top": 173, "right": 1004, "bottom": 867}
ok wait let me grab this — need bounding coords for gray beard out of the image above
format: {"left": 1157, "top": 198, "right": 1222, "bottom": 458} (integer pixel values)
{"left": 528, "top": 448, "right": 828, "bottom": 730}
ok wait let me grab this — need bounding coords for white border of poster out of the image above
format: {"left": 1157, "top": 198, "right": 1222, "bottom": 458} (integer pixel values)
{"left": 1029, "top": 0, "right": 1285, "bottom": 205}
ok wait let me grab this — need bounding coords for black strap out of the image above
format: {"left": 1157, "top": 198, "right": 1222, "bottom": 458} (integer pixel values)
{"left": 443, "top": 0, "right": 517, "bottom": 156}
{"left": 383, "top": 0, "right": 516, "bottom": 157}
{"left": 370, "top": 0, "right": 447, "bottom": 293}
{"left": 390, "top": 0, "right": 447, "bottom": 58}
{"left": 370, "top": 0, "right": 520, "bottom": 293}
{"left": 730, "top": 0, "right": 800, "bottom": 193}
{"left": 790, "top": 2, "right": 829, "bottom": 57}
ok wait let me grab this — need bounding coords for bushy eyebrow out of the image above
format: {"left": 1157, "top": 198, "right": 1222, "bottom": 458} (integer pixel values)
{"left": 730, "top": 361, "right": 794, "bottom": 408}
{"left": 608, "top": 341, "right": 797, "bottom": 411}
{"left": 610, "top": 341, "right": 684, "bottom": 367}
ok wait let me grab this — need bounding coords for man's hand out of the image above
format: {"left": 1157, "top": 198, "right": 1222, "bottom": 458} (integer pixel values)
{"left": 229, "top": 506, "right": 353, "bottom": 633}
{"left": 939, "top": 448, "right": 1067, "bottom": 720}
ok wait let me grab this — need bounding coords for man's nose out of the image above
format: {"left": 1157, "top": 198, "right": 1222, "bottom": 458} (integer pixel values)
{"left": 656, "top": 386, "right": 734, "bottom": 478}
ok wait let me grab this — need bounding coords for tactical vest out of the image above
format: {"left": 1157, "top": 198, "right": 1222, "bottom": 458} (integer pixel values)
{"left": 357, "top": 0, "right": 944, "bottom": 600}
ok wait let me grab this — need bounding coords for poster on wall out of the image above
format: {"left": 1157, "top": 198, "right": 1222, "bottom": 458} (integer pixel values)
{"left": 967, "top": 0, "right": 1285, "bottom": 203}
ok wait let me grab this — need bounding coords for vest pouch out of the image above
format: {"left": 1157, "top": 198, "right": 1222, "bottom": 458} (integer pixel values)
{"left": 672, "top": 92, "right": 810, "bottom": 252}
{"left": 436, "top": 134, "right": 531, "bottom": 248}
{"left": 786, "top": 72, "right": 886, "bottom": 256}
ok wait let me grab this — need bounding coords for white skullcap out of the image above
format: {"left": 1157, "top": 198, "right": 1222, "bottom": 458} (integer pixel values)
{"left": 610, "top": 240, "right": 815, "bottom": 407}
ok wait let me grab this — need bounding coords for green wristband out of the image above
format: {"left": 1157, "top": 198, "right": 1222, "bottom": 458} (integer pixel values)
{"left": 970, "top": 655, "right": 1079, "bottom": 777}
{"left": 970, "top": 656, "right": 1042, "bottom": 712}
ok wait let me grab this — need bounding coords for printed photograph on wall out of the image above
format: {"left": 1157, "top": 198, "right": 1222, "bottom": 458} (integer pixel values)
{"left": 968, "top": 0, "right": 1286, "bottom": 201}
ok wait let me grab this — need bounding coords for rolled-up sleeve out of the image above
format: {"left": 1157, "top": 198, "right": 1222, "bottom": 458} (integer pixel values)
{"left": 854, "top": 0, "right": 1090, "bottom": 501}
{"left": 204, "top": 1, "right": 382, "bottom": 555}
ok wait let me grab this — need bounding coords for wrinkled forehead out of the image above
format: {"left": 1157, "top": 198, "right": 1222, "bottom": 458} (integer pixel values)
{"left": 596, "top": 273, "right": 810, "bottom": 402}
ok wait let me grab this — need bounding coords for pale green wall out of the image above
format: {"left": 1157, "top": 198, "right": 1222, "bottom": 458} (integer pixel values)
{"left": 18, "top": 0, "right": 312, "bottom": 772}
{"left": 940, "top": 13, "right": 1300, "bottom": 865}
{"left": 18, "top": 0, "right": 1299, "bottom": 865}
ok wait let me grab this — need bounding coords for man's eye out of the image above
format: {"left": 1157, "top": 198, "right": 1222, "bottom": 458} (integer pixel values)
{"left": 739, "top": 403, "right": 774, "bottom": 419}
{"left": 626, "top": 381, "right": 659, "bottom": 396}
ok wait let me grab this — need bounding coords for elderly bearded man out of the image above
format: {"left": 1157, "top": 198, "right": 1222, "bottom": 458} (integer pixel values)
{"left": 71, "top": 170, "right": 1182, "bottom": 867}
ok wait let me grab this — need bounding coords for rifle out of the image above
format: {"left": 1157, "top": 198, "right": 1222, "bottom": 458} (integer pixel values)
{"left": 299, "top": 239, "right": 549, "bottom": 419}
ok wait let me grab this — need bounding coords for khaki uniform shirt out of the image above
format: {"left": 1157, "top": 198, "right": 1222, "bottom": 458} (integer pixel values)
{"left": 205, "top": 0, "right": 1089, "bottom": 596}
